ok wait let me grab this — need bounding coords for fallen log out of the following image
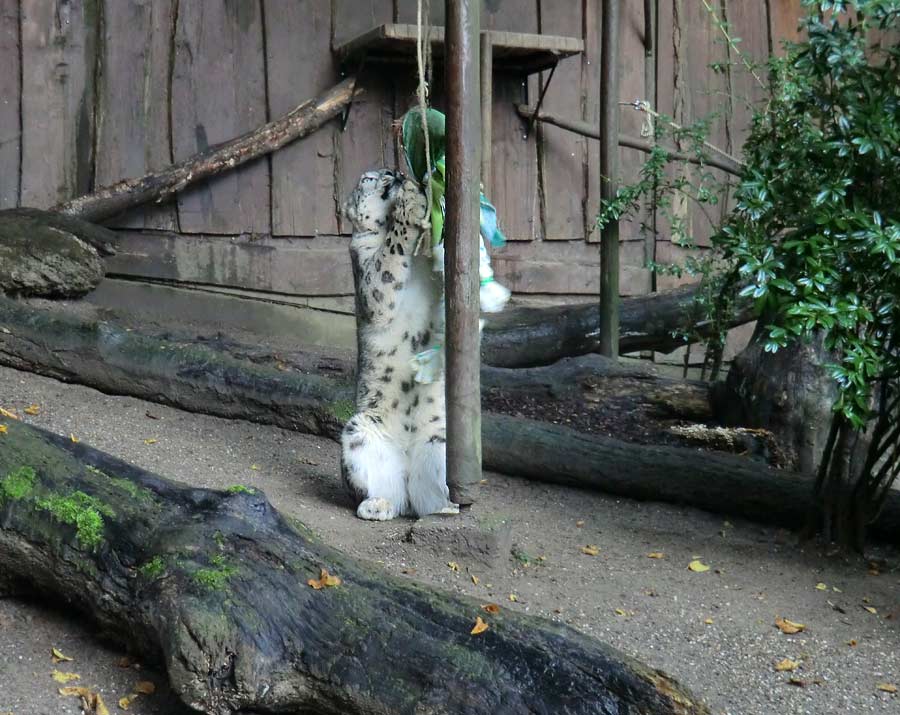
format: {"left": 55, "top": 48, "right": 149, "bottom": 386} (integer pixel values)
{"left": 0, "top": 209, "right": 118, "bottom": 299}
{"left": 482, "top": 283, "right": 756, "bottom": 367}
{"left": 0, "top": 419, "right": 708, "bottom": 715}
{"left": 2, "top": 297, "right": 898, "bottom": 542}
{"left": 53, "top": 77, "right": 361, "bottom": 224}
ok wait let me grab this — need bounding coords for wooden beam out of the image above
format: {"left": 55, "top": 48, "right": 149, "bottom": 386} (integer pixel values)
{"left": 599, "top": 0, "right": 622, "bottom": 358}
{"left": 444, "top": 0, "right": 482, "bottom": 506}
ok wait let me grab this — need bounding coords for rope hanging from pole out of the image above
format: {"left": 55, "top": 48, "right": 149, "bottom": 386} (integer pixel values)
{"left": 415, "top": 0, "right": 434, "bottom": 256}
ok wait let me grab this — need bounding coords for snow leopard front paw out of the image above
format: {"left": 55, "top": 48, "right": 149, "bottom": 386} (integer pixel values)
{"left": 393, "top": 179, "right": 429, "bottom": 227}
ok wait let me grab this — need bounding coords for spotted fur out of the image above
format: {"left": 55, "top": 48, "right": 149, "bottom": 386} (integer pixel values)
{"left": 340, "top": 169, "right": 457, "bottom": 521}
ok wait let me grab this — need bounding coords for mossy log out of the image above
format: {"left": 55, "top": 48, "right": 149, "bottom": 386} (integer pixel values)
{"left": 0, "top": 419, "right": 708, "bottom": 715}
{"left": 481, "top": 284, "right": 756, "bottom": 368}
{"left": 3, "top": 297, "right": 900, "bottom": 542}
{"left": 0, "top": 209, "right": 118, "bottom": 299}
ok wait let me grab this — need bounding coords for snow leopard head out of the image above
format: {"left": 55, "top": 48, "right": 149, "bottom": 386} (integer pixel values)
{"left": 343, "top": 169, "right": 405, "bottom": 234}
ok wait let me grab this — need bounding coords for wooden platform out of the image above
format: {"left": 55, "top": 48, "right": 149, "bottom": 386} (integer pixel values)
{"left": 334, "top": 23, "right": 583, "bottom": 74}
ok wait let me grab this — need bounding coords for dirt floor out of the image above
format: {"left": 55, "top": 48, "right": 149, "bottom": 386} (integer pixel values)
{"left": 1, "top": 363, "right": 899, "bottom": 715}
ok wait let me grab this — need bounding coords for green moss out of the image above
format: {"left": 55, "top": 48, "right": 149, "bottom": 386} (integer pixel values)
{"left": 1, "top": 466, "right": 36, "bottom": 501}
{"left": 194, "top": 562, "right": 237, "bottom": 591}
{"left": 36, "top": 491, "right": 114, "bottom": 548}
{"left": 329, "top": 399, "right": 355, "bottom": 423}
{"left": 213, "top": 530, "right": 226, "bottom": 549}
{"left": 138, "top": 555, "right": 165, "bottom": 579}
{"left": 226, "top": 484, "right": 256, "bottom": 495}
{"left": 86, "top": 466, "right": 153, "bottom": 501}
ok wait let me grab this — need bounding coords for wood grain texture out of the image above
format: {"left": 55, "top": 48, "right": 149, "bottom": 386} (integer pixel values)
{"left": 0, "top": 0, "right": 19, "bottom": 209}
{"left": 583, "top": 0, "right": 601, "bottom": 241}
{"left": 487, "top": 0, "right": 540, "bottom": 240}
{"left": 20, "top": 0, "right": 99, "bottom": 208}
{"left": 171, "top": 0, "right": 269, "bottom": 234}
{"left": 94, "top": 0, "right": 176, "bottom": 230}
{"left": 104, "top": 231, "right": 354, "bottom": 296}
{"left": 537, "top": 0, "right": 585, "bottom": 240}
{"left": 265, "top": 0, "right": 338, "bottom": 236}
{"left": 768, "top": 0, "right": 803, "bottom": 52}
{"left": 334, "top": 0, "right": 394, "bottom": 234}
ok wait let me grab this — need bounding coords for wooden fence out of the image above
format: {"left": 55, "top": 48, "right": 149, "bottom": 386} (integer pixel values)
{"left": 0, "top": 0, "right": 803, "bottom": 303}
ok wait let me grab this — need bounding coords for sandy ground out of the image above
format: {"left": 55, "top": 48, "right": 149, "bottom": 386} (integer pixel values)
{"left": 1, "top": 364, "right": 899, "bottom": 715}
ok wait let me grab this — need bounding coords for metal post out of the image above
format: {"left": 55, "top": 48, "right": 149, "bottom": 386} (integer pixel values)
{"left": 480, "top": 31, "right": 493, "bottom": 191}
{"left": 599, "top": 0, "right": 621, "bottom": 358}
{"left": 444, "top": 0, "right": 482, "bottom": 506}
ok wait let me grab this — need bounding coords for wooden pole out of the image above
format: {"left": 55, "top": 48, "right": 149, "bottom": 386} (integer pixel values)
{"left": 480, "top": 31, "right": 493, "bottom": 191}
{"left": 599, "top": 0, "right": 621, "bottom": 358}
{"left": 444, "top": 0, "right": 482, "bottom": 506}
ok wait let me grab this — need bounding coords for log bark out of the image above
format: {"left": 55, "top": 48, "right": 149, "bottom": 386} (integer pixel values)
{"left": 0, "top": 418, "right": 708, "bottom": 715}
{"left": 2, "top": 297, "right": 899, "bottom": 542}
{"left": 482, "top": 283, "right": 756, "bottom": 368}
{"left": 0, "top": 209, "right": 118, "bottom": 299}
{"left": 52, "top": 77, "right": 361, "bottom": 224}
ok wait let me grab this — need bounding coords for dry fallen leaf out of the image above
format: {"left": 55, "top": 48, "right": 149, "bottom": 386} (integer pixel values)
{"left": 307, "top": 568, "right": 341, "bottom": 590}
{"left": 581, "top": 545, "right": 600, "bottom": 556}
{"left": 688, "top": 560, "right": 710, "bottom": 573}
{"left": 815, "top": 582, "right": 827, "bottom": 591}
{"left": 24, "top": 404, "right": 40, "bottom": 416}
{"left": 787, "top": 678, "right": 807, "bottom": 687}
{"left": 848, "top": 639, "right": 858, "bottom": 647}
{"left": 250, "top": 464, "right": 259, "bottom": 471}
{"left": 482, "top": 603, "right": 501, "bottom": 614}
{"left": 647, "top": 552, "right": 665, "bottom": 559}
{"left": 70, "top": 434, "right": 80, "bottom": 443}
{"left": 59, "top": 686, "right": 110, "bottom": 715}
{"left": 775, "top": 658, "right": 800, "bottom": 672}
{"left": 52, "top": 670, "right": 81, "bottom": 683}
{"left": 447, "top": 561, "right": 460, "bottom": 572}
{"left": 134, "top": 681, "right": 155, "bottom": 695}
{"left": 51, "top": 647, "right": 73, "bottom": 663}
{"left": 0, "top": 425, "right": 7, "bottom": 435}
{"left": 471, "top": 575, "right": 479, "bottom": 586}
{"left": 116, "top": 656, "right": 133, "bottom": 668}
{"left": 118, "top": 694, "right": 137, "bottom": 710}
{"left": 575, "top": 520, "right": 585, "bottom": 527}
{"left": 508, "top": 594, "right": 519, "bottom": 602}
{"left": 863, "top": 606, "right": 878, "bottom": 615}
{"left": 876, "top": 683, "right": 898, "bottom": 693}
{"left": 143, "top": 438, "right": 158, "bottom": 445}
{"left": 704, "top": 618, "right": 714, "bottom": 625}
{"left": 470, "top": 616, "right": 489, "bottom": 635}
{"left": 775, "top": 617, "right": 806, "bottom": 634}
{"left": 614, "top": 608, "right": 628, "bottom": 617}
{"left": 0, "top": 407, "right": 18, "bottom": 419}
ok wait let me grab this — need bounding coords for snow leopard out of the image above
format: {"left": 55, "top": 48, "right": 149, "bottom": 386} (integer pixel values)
{"left": 340, "top": 169, "right": 458, "bottom": 521}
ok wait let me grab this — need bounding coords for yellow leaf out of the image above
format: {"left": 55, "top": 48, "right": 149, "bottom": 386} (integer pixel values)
{"left": 134, "top": 681, "right": 155, "bottom": 695}
{"left": 470, "top": 616, "right": 489, "bottom": 635}
{"left": 70, "top": 434, "right": 80, "bottom": 443}
{"left": 864, "top": 606, "right": 878, "bottom": 615}
{"left": 581, "top": 545, "right": 600, "bottom": 556}
{"left": 775, "top": 658, "right": 800, "bottom": 672}
{"left": 775, "top": 617, "right": 806, "bottom": 634}
{"left": 96, "top": 694, "right": 111, "bottom": 715}
{"left": 704, "top": 618, "right": 714, "bottom": 625}
{"left": 575, "top": 520, "right": 585, "bottom": 527}
{"left": 51, "top": 647, "right": 73, "bottom": 663}
{"left": 447, "top": 561, "right": 460, "bottom": 572}
{"left": 471, "top": 574, "right": 479, "bottom": 585}
{"left": 688, "top": 560, "right": 710, "bottom": 573}
{"left": 815, "top": 582, "right": 827, "bottom": 591}
{"left": 614, "top": 608, "right": 628, "bottom": 617}
{"left": 250, "top": 464, "right": 259, "bottom": 470}
{"left": 482, "top": 603, "right": 501, "bottom": 614}
{"left": 59, "top": 686, "right": 92, "bottom": 697}
{"left": 832, "top": 586, "right": 842, "bottom": 593}
{"left": 647, "top": 552, "right": 665, "bottom": 559}
{"left": 308, "top": 568, "right": 341, "bottom": 590}
{"left": 0, "top": 407, "right": 19, "bottom": 419}
{"left": 59, "top": 686, "right": 109, "bottom": 714}
{"left": 52, "top": 670, "right": 81, "bottom": 683}
{"left": 0, "top": 425, "right": 6, "bottom": 434}
{"left": 143, "top": 438, "right": 158, "bottom": 445}
{"left": 876, "top": 683, "right": 898, "bottom": 693}
{"left": 848, "top": 639, "right": 858, "bottom": 647}
{"left": 24, "top": 404, "right": 40, "bottom": 416}
{"left": 118, "top": 694, "right": 136, "bottom": 710}
{"left": 508, "top": 593, "right": 519, "bottom": 602}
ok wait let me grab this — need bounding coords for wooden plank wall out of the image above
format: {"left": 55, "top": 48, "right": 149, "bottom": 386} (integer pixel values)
{"left": 0, "top": 0, "right": 809, "bottom": 304}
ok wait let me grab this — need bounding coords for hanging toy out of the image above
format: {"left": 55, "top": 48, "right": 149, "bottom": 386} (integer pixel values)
{"left": 400, "top": 108, "right": 512, "bottom": 384}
